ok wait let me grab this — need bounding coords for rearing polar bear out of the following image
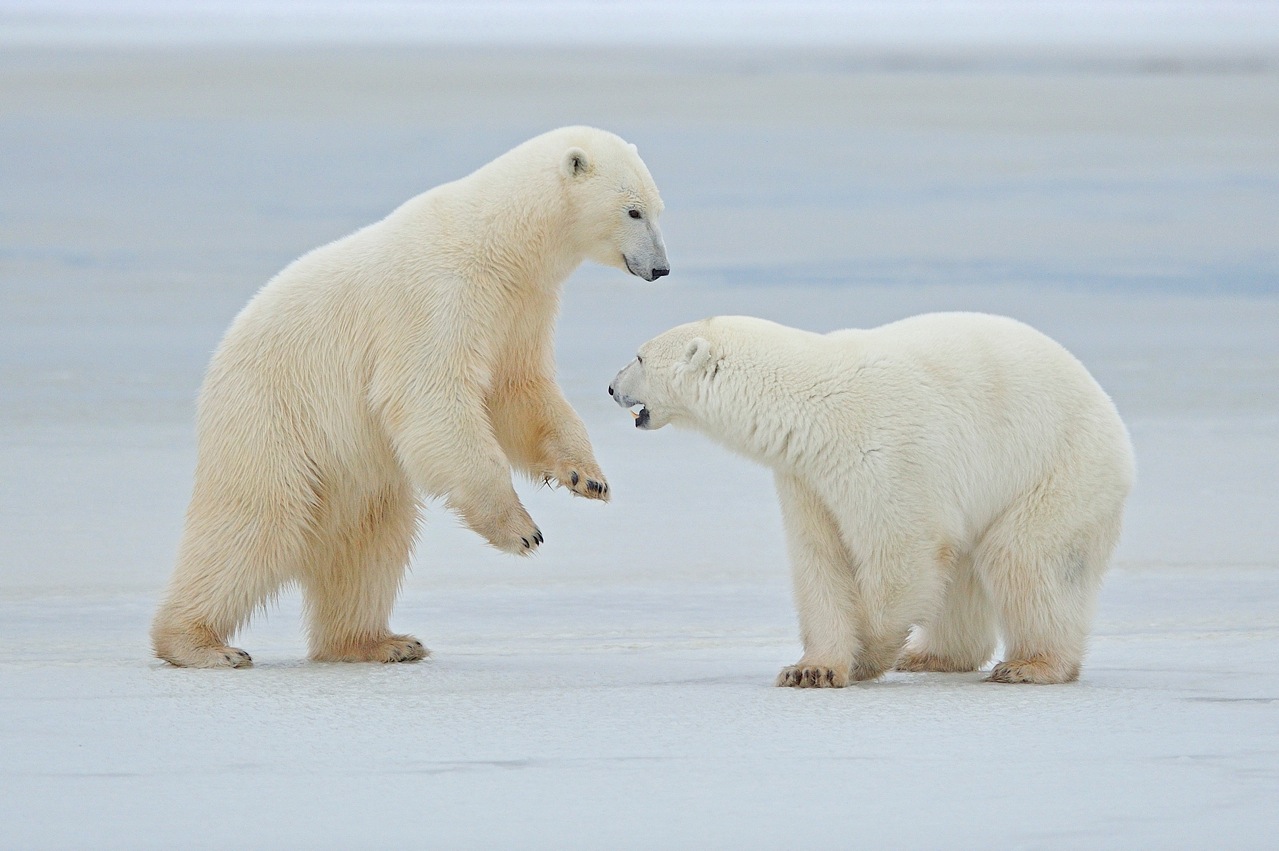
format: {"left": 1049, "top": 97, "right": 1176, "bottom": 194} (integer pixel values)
{"left": 153, "top": 126, "right": 668, "bottom": 668}
{"left": 611, "top": 313, "right": 1134, "bottom": 686}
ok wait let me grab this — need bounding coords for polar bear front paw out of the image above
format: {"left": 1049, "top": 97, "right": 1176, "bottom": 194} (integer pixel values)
{"left": 492, "top": 520, "right": 544, "bottom": 555}
{"left": 550, "top": 461, "right": 610, "bottom": 501}
{"left": 776, "top": 664, "right": 850, "bottom": 688}
{"left": 464, "top": 498, "right": 543, "bottom": 555}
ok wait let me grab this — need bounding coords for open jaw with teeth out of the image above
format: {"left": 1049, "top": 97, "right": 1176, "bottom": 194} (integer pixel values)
{"left": 629, "top": 405, "right": 650, "bottom": 428}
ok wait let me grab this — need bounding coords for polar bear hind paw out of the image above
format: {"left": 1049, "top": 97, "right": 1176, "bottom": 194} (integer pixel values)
{"left": 372, "top": 634, "right": 429, "bottom": 663}
{"left": 895, "top": 651, "right": 981, "bottom": 673}
{"left": 160, "top": 645, "right": 253, "bottom": 669}
{"left": 986, "top": 655, "right": 1079, "bottom": 684}
{"left": 776, "top": 664, "right": 850, "bottom": 688}
{"left": 312, "top": 634, "right": 429, "bottom": 663}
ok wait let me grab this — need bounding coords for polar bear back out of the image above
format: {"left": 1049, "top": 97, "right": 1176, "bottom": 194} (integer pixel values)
{"left": 821, "top": 312, "right": 1133, "bottom": 542}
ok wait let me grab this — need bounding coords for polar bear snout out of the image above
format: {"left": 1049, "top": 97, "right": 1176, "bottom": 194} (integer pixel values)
{"left": 623, "top": 254, "right": 670, "bottom": 282}
{"left": 608, "top": 361, "right": 643, "bottom": 408}
{"left": 621, "top": 220, "right": 670, "bottom": 281}
{"left": 608, "top": 382, "right": 645, "bottom": 412}
{"left": 609, "top": 360, "right": 657, "bottom": 428}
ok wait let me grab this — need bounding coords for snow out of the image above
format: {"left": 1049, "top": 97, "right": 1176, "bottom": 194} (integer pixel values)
{"left": 2, "top": 37, "right": 1279, "bottom": 850}
{"left": 5, "top": 569, "right": 1279, "bottom": 848}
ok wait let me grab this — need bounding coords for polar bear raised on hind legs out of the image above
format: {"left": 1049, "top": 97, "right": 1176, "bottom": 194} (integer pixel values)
{"left": 610, "top": 313, "right": 1134, "bottom": 687}
{"left": 152, "top": 126, "right": 668, "bottom": 669}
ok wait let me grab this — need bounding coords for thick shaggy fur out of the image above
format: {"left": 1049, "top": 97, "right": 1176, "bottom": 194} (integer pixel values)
{"left": 153, "top": 126, "right": 668, "bottom": 668}
{"left": 610, "top": 313, "right": 1134, "bottom": 687}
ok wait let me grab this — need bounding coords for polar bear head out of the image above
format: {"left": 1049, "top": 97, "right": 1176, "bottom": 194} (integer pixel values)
{"left": 555, "top": 128, "right": 669, "bottom": 282}
{"left": 609, "top": 316, "right": 820, "bottom": 466}
{"left": 610, "top": 316, "right": 794, "bottom": 431}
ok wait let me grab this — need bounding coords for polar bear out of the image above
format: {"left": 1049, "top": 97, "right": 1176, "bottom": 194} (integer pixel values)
{"left": 610, "top": 313, "right": 1133, "bottom": 687}
{"left": 152, "top": 126, "right": 668, "bottom": 668}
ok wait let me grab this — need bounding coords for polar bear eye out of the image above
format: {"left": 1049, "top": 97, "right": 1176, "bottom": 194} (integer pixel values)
{"left": 628, "top": 209, "right": 642, "bottom": 220}
{"left": 636, "top": 355, "right": 643, "bottom": 364}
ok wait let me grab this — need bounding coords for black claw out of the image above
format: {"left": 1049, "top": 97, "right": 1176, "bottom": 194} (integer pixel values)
{"left": 570, "top": 471, "right": 579, "bottom": 486}
{"left": 534, "top": 530, "right": 543, "bottom": 544}
{"left": 521, "top": 537, "right": 530, "bottom": 548}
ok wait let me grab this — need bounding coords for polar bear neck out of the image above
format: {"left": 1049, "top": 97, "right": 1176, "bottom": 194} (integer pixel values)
{"left": 689, "top": 358, "right": 836, "bottom": 473}
{"left": 381, "top": 151, "right": 585, "bottom": 309}
{"left": 460, "top": 149, "right": 588, "bottom": 289}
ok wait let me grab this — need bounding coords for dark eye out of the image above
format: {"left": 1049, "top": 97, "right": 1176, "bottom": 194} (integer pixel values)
{"left": 628, "top": 209, "right": 642, "bottom": 219}
{"left": 636, "top": 354, "right": 643, "bottom": 364}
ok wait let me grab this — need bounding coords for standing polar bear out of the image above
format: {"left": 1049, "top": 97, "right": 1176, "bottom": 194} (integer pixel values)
{"left": 153, "top": 126, "right": 668, "bottom": 668}
{"left": 610, "top": 313, "right": 1133, "bottom": 687}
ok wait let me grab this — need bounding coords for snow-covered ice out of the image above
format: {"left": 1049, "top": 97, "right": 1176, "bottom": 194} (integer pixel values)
{"left": 2, "top": 30, "right": 1278, "bottom": 850}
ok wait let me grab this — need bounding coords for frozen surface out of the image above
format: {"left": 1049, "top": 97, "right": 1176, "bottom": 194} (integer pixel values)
{"left": 4, "top": 568, "right": 1279, "bottom": 849}
{"left": 2, "top": 41, "right": 1279, "bottom": 849}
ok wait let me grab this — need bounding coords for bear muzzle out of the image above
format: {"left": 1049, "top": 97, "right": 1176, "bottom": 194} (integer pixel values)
{"left": 623, "top": 254, "right": 670, "bottom": 282}
{"left": 607, "top": 382, "right": 653, "bottom": 429}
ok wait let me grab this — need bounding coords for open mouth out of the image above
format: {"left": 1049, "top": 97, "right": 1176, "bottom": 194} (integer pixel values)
{"left": 630, "top": 405, "right": 651, "bottom": 428}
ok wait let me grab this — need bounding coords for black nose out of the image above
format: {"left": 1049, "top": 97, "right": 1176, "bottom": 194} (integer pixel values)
{"left": 608, "top": 384, "right": 614, "bottom": 396}
{"left": 651, "top": 267, "right": 670, "bottom": 279}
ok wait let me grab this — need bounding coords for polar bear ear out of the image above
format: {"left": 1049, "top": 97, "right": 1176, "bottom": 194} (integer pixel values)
{"left": 562, "top": 147, "right": 592, "bottom": 178}
{"left": 680, "top": 337, "right": 714, "bottom": 372}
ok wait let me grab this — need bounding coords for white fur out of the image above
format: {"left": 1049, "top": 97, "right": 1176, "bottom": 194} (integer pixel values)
{"left": 152, "top": 126, "right": 667, "bottom": 668}
{"left": 611, "top": 313, "right": 1134, "bottom": 687}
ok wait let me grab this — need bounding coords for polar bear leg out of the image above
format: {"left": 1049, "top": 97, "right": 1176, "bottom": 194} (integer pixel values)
{"left": 303, "top": 482, "right": 427, "bottom": 663}
{"left": 978, "top": 482, "right": 1121, "bottom": 684}
{"left": 849, "top": 596, "right": 920, "bottom": 683}
{"left": 152, "top": 485, "right": 313, "bottom": 668}
{"left": 489, "top": 377, "right": 609, "bottom": 500}
{"left": 896, "top": 552, "right": 997, "bottom": 673}
{"left": 844, "top": 540, "right": 949, "bottom": 682}
{"left": 388, "top": 385, "right": 543, "bottom": 555}
{"left": 773, "top": 472, "right": 860, "bottom": 688}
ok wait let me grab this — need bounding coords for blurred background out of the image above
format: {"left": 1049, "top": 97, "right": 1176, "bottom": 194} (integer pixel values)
{"left": 2, "top": 0, "right": 1276, "bottom": 593}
